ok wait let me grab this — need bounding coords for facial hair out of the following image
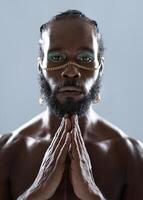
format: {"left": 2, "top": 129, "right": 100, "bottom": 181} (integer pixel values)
{"left": 38, "top": 68, "right": 102, "bottom": 117}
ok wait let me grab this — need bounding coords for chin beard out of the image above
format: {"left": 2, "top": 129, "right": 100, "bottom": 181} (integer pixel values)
{"left": 38, "top": 69, "right": 102, "bottom": 118}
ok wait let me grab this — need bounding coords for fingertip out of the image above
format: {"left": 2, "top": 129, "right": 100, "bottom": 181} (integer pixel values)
{"left": 64, "top": 114, "right": 70, "bottom": 119}
{"left": 61, "top": 116, "right": 66, "bottom": 124}
{"left": 71, "top": 114, "right": 78, "bottom": 124}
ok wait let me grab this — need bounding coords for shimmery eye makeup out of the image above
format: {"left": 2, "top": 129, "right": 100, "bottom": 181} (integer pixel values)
{"left": 43, "top": 50, "right": 97, "bottom": 71}
{"left": 41, "top": 61, "right": 100, "bottom": 71}
{"left": 48, "top": 52, "right": 67, "bottom": 62}
{"left": 77, "top": 51, "right": 94, "bottom": 63}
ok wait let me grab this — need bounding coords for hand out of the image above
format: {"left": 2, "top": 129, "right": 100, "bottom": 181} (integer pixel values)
{"left": 69, "top": 115, "right": 105, "bottom": 200}
{"left": 18, "top": 117, "right": 71, "bottom": 200}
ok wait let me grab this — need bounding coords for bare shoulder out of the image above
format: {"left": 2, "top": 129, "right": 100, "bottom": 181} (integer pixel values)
{"left": 0, "top": 133, "right": 12, "bottom": 149}
{"left": 90, "top": 116, "right": 143, "bottom": 198}
{"left": 0, "top": 112, "right": 48, "bottom": 199}
{"left": 98, "top": 118, "right": 143, "bottom": 195}
{"left": 0, "top": 132, "right": 24, "bottom": 199}
{"left": 0, "top": 112, "right": 48, "bottom": 176}
{"left": 94, "top": 116, "right": 143, "bottom": 164}
{"left": 0, "top": 111, "right": 47, "bottom": 154}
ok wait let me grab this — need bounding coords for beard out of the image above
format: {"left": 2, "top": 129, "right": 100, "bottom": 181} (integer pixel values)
{"left": 38, "top": 68, "right": 102, "bottom": 118}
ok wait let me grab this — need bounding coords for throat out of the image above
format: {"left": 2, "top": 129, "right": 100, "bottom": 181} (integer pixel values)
{"left": 42, "top": 106, "right": 98, "bottom": 137}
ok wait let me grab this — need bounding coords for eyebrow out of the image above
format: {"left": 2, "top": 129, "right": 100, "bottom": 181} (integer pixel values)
{"left": 48, "top": 47, "right": 94, "bottom": 54}
{"left": 48, "top": 47, "right": 64, "bottom": 53}
{"left": 78, "top": 47, "right": 94, "bottom": 54}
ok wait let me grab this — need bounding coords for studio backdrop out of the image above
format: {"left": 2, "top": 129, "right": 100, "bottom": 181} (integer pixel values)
{"left": 0, "top": 0, "right": 143, "bottom": 141}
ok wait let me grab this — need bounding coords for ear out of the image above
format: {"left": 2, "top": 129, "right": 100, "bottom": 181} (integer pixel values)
{"left": 37, "top": 57, "right": 42, "bottom": 71}
{"left": 37, "top": 57, "right": 47, "bottom": 70}
{"left": 37, "top": 57, "right": 47, "bottom": 71}
{"left": 99, "top": 57, "right": 104, "bottom": 76}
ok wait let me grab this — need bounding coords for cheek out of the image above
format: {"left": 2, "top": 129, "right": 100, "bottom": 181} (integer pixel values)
{"left": 84, "top": 70, "right": 99, "bottom": 92}
{"left": 42, "top": 70, "right": 56, "bottom": 90}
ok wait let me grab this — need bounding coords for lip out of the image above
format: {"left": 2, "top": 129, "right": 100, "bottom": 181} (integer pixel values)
{"left": 57, "top": 91, "right": 84, "bottom": 101}
{"left": 58, "top": 91, "right": 83, "bottom": 96}
{"left": 58, "top": 86, "right": 83, "bottom": 93}
{"left": 57, "top": 86, "right": 85, "bottom": 101}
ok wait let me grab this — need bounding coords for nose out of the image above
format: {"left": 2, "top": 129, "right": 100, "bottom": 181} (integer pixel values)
{"left": 61, "top": 63, "right": 81, "bottom": 79}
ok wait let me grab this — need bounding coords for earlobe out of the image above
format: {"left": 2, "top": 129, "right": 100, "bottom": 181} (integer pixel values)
{"left": 101, "top": 57, "right": 104, "bottom": 65}
{"left": 99, "top": 57, "right": 104, "bottom": 76}
{"left": 37, "top": 57, "right": 44, "bottom": 72}
{"left": 38, "top": 64, "right": 41, "bottom": 72}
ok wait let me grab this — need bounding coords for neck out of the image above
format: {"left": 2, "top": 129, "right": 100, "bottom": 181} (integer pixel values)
{"left": 42, "top": 105, "right": 99, "bottom": 137}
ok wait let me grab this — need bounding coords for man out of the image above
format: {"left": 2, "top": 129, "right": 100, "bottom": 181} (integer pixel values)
{"left": 0, "top": 10, "right": 143, "bottom": 200}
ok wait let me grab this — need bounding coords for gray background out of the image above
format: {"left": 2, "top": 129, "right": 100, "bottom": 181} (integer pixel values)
{"left": 0, "top": 0, "right": 143, "bottom": 141}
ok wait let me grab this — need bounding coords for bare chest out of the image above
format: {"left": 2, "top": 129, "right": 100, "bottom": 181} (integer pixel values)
{"left": 9, "top": 139, "right": 125, "bottom": 200}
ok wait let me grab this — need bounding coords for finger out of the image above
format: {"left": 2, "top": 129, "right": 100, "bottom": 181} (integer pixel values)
{"left": 49, "top": 117, "right": 71, "bottom": 152}
{"left": 54, "top": 124, "right": 69, "bottom": 158}
{"left": 44, "top": 118, "right": 67, "bottom": 160}
{"left": 71, "top": 116, "right": 92, "bottom": 169}
{"left": 57, "top": 132, "right": 71, "bottom": 165}
{"left": 71, "top": 129, "right": 80, "bottom": 160}
{"left": 68, "top": 144, "right": 72, "bottom": 159}
{"left": 53, "top": 118, "right": 72, "bottom": 158}
{"left": 71, "top": 114, "right": 83, "bottom": 141}
{"left": 71, "top": 115, "right": 83, "bottom": 154}
{"left": 42, "top": 119, "right": 69, "bottom": 167}
{"left": 71, "top": 114, "right": 77, "bottom": 129}
{"left": 73, "top": 118, "right": 92, "bottom": 169}
{"left": 48, "top": 117, "right": 65, "bottom": 151}
{"left": 73, "top": 116, "right": 87, "bottom": 152}
{"left": 65, "top": 118, "right": 72, "bottom": 132}
{"left": 71, "top": 115, "right": 84, "bottom": 153}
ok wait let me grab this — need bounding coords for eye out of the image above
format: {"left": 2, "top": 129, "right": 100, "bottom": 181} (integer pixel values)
{"left": 48, "top": 52, "right": 67, "bottom": 62}
{"left": 77, "top": 51, "right": 94, "bottom": 63}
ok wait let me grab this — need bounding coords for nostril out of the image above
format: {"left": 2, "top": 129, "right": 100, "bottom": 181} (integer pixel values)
{"left": 74, "top": 74, "right": 81, "bottom": 78}
{"left": 61, "top": 64, "right": 81, "bottom": 78}
{"left": 62, "top": 73, "right": 68, "bottom": 78}
{"left": 61, "top": 71, "right": 81, "bottom": 78}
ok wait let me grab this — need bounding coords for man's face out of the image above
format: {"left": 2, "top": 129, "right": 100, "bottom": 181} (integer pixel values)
{"left": 39, "top": 18, "right": 102, "bottom": 117}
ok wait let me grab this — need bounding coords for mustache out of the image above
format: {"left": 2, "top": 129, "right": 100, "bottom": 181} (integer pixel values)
{"left": 55, "top": 79, "right": 84, "bottom": 92}
{"left": 38, "top": 71, "right": 85, "bottom": 95}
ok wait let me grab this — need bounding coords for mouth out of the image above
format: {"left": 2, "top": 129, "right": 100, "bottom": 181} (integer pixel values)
{"left": 58, "top": 86, "right": 83, "bottom": 93}
{"left": 57, "top": 86, "right": 85, "bottom": 101}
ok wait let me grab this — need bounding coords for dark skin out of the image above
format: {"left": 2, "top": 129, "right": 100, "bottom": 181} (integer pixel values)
{"left": 0, "top": 18, "right": 143, "bottom": 200}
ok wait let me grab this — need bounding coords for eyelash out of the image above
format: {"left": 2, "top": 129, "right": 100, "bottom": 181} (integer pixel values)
{"left": 48, "top": 54, "right": 66, "bottom": 62}
{"left": 77, "top": 55, "right": 93, "bottom": 63}
{"left": 48, "top": 52, "right": 94, "bottom": 63}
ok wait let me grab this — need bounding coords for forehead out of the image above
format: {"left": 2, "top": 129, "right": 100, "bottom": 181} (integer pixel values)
{"left": 41, "top": 18, "right": 98, "bottom": 52}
